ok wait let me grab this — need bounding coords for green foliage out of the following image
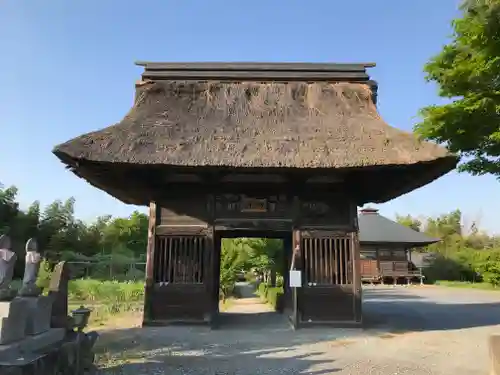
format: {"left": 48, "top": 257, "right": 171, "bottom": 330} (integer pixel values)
{"left": 219, "top": 239, "right": 247, "bottom": 300}
{"left": 398, "top": 209, "right": 500, "bottom": 286}
{"left": 67, "top": 279, "right": 144, "bottom": 303}
{"left": 415, "top": 0, "right": 500, "bottom": 177}
{"left": 36, "top": 259, "right": 53, "bottom": 290}
{"left": 256, "top": 282, "right": 284, "bottom": 311}
{"left": 422, "top": 253, "right": 476, "bottom": 283}
{"left": 395, "top": 214, "right": 422, "bottom": 232}
{"left": 218, "top": 238, "right": 284, "bottom": 300}
{"left": 0, "top": 183, "right": 148, "bottom": 279}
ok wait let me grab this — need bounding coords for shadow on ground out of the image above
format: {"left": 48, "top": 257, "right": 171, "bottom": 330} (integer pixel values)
{"left": 216, "top": 311, "right": 288, "bottom": 329}
{"left": 94, "top": 286, "right": 500, "bottom": 374}
{"left": 99, "top": 346, "right": 341, "bottom": 374}
{"left": 363, "top": 286, "right": 500, "bottom": 332}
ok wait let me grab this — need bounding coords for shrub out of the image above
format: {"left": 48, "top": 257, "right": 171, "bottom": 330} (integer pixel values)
{"left": 423, "top": 255, "right": 475, "bottom": 283}
{"left": 36, "top": 260, "right": 53, "bottom": 290}
{"left": 257, "top": 281, "right": 268, "bottom": 297}
{"left": 256, "top": 282, "right": 284, "bottom": 312}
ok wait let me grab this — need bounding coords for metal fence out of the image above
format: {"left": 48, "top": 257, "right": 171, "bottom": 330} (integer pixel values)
{"left": 66, "top": 260, "right": 146, "bottom": 281}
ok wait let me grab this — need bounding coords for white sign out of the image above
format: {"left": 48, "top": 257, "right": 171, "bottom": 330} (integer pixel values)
{"left": 289, "top": 270, "right": 302, "bottom": 288}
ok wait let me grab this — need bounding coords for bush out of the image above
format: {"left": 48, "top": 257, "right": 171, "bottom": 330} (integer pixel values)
{"left": 36, "top": 260, "right": 53, "bottom": 290}
{"left": 473, "top": 249, "right": 500, "bottom": 286}
{"left": 423, "top": 254, "right": 476, "bottom": 283}
{"left": 423, "top": 247, "right": 500, "bottom": 287}
{"left": 257, "top": 281, "right": 268, "bottom": 297}
{"left": 256, "top": 282, "right": 284, "bottom": 312}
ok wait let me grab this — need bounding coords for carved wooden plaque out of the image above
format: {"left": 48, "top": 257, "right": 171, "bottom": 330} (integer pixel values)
{"left": 241, "top": 197, "right": 267, "bottom": 212}
{"left": 302, "top": 201, "right": 330, "bottom": 216}
{"left": 214, "top": 194, "right": 290, "bottom": 217}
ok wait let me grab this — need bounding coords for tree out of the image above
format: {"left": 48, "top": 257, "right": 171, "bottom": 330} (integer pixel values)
{"left": 0, "top": 184, "right": 19, "bottom": 235}
{"left": 396, "top": 214, "right": 422, "bottom": 232}
{"left": 219, "top": 239, "right": 247, "bottom": 300}
{"left": 415, "top": 0, "right": 500, "bottom": 177}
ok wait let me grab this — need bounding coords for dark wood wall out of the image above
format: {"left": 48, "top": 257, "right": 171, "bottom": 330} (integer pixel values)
{"left": 143, "top": 180, "right": 362, "bottom": 328}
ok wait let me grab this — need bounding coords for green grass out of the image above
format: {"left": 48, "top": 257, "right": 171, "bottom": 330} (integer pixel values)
{"left": 434, "top": 280, "right": 500, "bottom": 290}
{"left": 68, "top": 279, "right": 144, "bottom": 302}
{"left": 16, "top": 277, "right": 146, "bottom": 326}
{"left": 67, "top": 279, "right": 144, "bottom": 326}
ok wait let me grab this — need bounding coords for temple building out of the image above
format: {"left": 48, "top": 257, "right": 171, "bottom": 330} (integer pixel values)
{"left": 358, "top": 207, "right": 439, "bottom": 284}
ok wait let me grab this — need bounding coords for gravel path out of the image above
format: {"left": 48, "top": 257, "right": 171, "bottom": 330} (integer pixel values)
{"left": 98, "top": 285, "right": 500, "bottom": 375}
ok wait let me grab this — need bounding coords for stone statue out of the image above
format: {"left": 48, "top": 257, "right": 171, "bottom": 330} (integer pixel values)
{"left": 0, "top": 234, "right": 17, "bottom": 301}
{"left": 17, "top": 238, "right": 42, "bottom": 297}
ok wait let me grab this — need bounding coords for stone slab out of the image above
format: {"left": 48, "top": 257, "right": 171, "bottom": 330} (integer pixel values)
{"left": 0, "top": 300, "right": 29, "bottom": 344}
{"left": 0, "top": 328, "right": 65, "bottom": 361}
{"left": 18, "top": 296, "right": 53, "bottom": 335}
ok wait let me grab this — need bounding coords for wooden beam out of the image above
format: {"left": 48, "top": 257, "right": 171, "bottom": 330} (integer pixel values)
{"left": 136, "top": 61, "right": 376, "bottom": 71}
{"left": 220, "top": 174, "right": 288, "bottom": 183}
{"left": 305, "top": 175, "right": 344, "bottom": 184}
{"left": 142, "top": 70, "right": 372, "bottom": 82}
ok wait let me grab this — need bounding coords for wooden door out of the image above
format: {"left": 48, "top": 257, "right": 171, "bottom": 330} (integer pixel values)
{"left": 150, "top": 235, "right": 213, "bottom": 323}
{"left": 299, "top": 232, "right": 359, "bottom": 324}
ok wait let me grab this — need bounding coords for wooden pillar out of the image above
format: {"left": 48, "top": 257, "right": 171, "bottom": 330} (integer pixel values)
{"left": 352, "top": 231, "right": 362, "bottom": 323}
{"left": 204, "top": 226, "right": 217, "bottom": 327}
{"left": 282, "top": 234, "right": 292, "bottom": 311}
{"left": 290, "top": 228, "right": 302, "bottom": 329}
{"left": 142, "top": 201, "right": 157, "bottom": 326}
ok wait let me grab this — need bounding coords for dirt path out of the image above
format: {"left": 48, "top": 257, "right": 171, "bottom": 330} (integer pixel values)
{"left": 224, "top": 282, "right": 274, "bottom": 314}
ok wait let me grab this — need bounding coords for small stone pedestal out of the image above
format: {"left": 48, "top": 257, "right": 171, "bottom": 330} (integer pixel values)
{"left": 0, "top": 299, "right": 29, "bottom": 344}
{"left": 490, "top": 335, "right": 500, "bottom": 375}
{"left": 19, "top": 296, "right": 53, "bottom": 336}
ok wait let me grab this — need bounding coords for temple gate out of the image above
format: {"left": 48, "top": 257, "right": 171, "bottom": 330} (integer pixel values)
{"left": 52, "top": 62, "right": 457, "bottom": 328}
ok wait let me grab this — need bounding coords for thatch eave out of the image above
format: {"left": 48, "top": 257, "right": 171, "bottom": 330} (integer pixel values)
{"left": 53, "top": 63, "right": 458, "bottom": 205}
{"left": 53, "top": 151, "right": 458, "bottom": 206}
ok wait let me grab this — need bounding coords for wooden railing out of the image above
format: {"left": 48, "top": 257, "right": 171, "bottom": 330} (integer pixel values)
{"left": 360, "top": 260, "right": 425, "bottom": 284}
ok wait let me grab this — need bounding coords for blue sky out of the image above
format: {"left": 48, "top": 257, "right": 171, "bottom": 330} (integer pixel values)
{"left": 1, "top": 0, "right": 498, "bottom": 234}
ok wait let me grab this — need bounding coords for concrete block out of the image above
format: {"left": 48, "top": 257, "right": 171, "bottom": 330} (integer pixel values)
{"left": 18, "top": 296, "right": 53, "bottom": 335}
{"left": 0, "top": 327, "right": 65, "bottom": 362}
{"left": 0, "top": 299, "right": 29, "bottom": 345}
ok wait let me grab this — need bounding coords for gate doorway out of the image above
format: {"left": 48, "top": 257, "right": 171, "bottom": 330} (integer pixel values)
{"left": 212, "top": 231, "right": 292, "bottom": 329}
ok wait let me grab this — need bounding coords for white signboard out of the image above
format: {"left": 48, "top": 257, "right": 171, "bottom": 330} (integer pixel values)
{"left": 289, "top": 270, "right": 302, "bottom": 288}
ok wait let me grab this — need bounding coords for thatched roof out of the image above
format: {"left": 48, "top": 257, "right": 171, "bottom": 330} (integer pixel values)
{"left": 53, "top": 62, "right": 457, "bottom": 205}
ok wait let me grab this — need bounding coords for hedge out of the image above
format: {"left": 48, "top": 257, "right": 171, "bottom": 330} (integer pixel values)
{"left": 257, "top": 282, "right": 284, "bottom": 312}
